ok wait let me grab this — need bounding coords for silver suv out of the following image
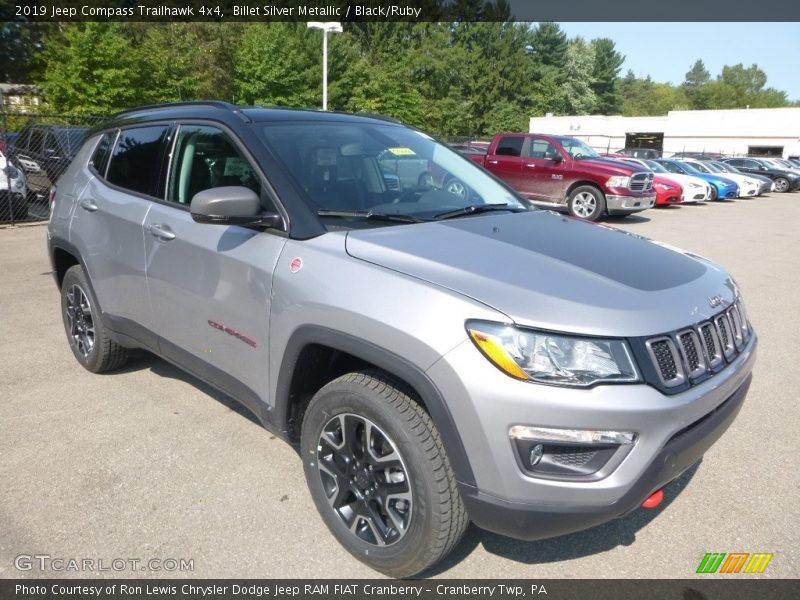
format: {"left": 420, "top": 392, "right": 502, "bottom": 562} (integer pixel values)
{"left": 48, "top": 102, "right": 757, "bottom": 577}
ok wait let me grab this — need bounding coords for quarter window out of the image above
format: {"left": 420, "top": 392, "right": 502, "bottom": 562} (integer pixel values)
{"left": 106, "top": 125, "right": 170, "bottom": 197}
{"left": 167, "top": 125, "right": 261, "bottom": 205}
{"left": 89, "top": 133, "right": 114, "bottom": 177}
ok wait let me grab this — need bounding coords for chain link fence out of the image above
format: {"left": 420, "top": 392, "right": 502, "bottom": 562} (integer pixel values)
{"left": 1, "top": 112, "right": 108, "bottom": 224}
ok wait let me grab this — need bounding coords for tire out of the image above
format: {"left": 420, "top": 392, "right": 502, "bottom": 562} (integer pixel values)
{"left": 61, "top": 265, "right": 128, "bottom": 373}
{"left": 708, "top": 185, "right": 718, "bottom": 201}
{"left": 301, "top": 370, "right": 468, "bottom": 578}
{"left": 417, "top": 171, "right": 435, "bottom": 188}
{"left": 567, "top": 185, "right": 606, "bottom": 221}
{"left": 443, "top": 177, "right": 468, "bottom": 201}
{"left": 773, "top": 177, "right": 790, "bottom": 193}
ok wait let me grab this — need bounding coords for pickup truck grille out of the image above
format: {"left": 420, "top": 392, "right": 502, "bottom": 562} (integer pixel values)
{"left": 629, "top": 172, "right": 654, "bottom": 192}
{"left": 645, "top": 300, "right": 751, "bottom": 389}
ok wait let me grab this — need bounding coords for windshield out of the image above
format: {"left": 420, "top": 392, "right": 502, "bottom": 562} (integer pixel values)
{"left": 699, "top": 162, "right": 725, "bottom": 173}
{"left": 675, "top": 161, "right": 702, "bottom": 174}
{"left": 556, "top": 137, "right": 600, "bottom": 159}
{"left": 642, "top": 159, "right": 667, "bottom": 173}
{"left": 259, "top": 121, "right": 525, "bottom": 223}
{"left": 711, "top": 161, "right": 736, "bottom": 173}
{"left": 687, "top": 161, "right": 711, "bottom": 174}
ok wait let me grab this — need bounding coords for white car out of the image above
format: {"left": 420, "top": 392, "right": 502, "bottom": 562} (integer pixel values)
{"left": 622, "top": 158, "right": 711, "bottom": 203}
{"left": 1, "top": 149, "right": 29, "bottom": 220}
{"left": 683, "top": 159, "right": 759, "bottom": 198}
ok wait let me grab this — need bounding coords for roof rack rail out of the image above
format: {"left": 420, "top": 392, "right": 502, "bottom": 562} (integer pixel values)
{"left": 110, "top": 101, "right": 238, "bottom": 118}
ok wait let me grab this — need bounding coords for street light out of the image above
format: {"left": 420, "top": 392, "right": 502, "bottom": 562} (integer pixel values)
{"left": 307, "top": 21, "right": 343, "bottom": 111}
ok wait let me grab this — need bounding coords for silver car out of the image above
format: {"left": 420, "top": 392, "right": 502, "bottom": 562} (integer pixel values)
{"left": 48, "top": 103, "right": 757, "bottom": 577}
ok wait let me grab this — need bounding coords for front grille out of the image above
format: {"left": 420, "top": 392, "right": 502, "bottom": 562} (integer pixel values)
{"left": 645, "top": 299, "right": 752, "bottom": 391}
{"left": 629, "top": 172, "right": 654, "bottom": 192}
{"left": 385, "top": 178, "right": 399, "bottom": 190}
{"left": 646, "top": 337, "right": 683, "bottom": 387}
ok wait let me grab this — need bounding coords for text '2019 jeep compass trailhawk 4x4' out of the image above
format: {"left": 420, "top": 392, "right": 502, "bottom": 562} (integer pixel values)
{"left": 48, "top": 102, "right": 757, "bottom": 577}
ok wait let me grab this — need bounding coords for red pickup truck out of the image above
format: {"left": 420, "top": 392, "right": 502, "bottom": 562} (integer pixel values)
{"left": 463, "top": 133, "right": 656, "bottom": 221}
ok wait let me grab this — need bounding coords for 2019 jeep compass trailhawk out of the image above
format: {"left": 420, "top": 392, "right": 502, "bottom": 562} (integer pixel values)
{"left": 48, "top": 102, "right": 757, "bottom": 577}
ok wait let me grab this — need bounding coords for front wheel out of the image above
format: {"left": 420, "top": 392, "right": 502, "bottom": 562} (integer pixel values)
{"left": 301, "top": 371, "right": 468, "bottom": 577}
{"left": 443, "top": 177, "right": 468, "bottom": 200}
{"left": 567, "top": 185, "right": 606, "bottom": 221}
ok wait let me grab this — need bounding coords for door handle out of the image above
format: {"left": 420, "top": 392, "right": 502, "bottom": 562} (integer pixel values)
{"left": 147, "top": 223, "right": 176, "bottom": 241}
{"left": 79, "top": 198, "right": 98, "bottom": 212}
{"left": 487, "top": 159, "right": 499, "bottom": 165}
{"left": 524, "top": 163, "right": 537, "bottom": 169}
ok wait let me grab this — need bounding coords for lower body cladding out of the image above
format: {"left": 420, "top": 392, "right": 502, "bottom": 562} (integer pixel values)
{"left": 427, "top": 335, "right": 757, "bottom": 541}
{"left": 606, "top": 194, "right": 656, "bottom": 215}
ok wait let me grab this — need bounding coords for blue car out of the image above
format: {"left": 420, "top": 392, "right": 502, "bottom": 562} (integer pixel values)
{"left": 656, "top": 159, "right": 739, "bottom": 201}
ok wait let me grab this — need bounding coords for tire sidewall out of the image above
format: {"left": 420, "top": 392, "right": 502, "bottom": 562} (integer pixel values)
{"left": 61, "top": 266, "right": 103, "bottom": 372}
{"left": 300, "top": 379, "right": 441, "bottom": 576}
{"left": 568, "top": 185, "right": 605, "bottom": 221}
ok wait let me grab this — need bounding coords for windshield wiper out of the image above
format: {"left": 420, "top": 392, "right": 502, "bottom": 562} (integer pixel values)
{"left": 316, "top": 209, "right": 425, "bottom": 223}
{"left": 433, "top": 203, "right": 524, "bottom": 220}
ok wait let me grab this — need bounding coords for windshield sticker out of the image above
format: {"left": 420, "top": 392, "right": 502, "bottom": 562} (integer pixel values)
{"left": 387, "top": 147, "right": 417, "bottom": 156}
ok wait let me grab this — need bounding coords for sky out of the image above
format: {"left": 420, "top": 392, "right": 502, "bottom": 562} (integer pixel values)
{"left": 556, "top": 23, "right": 800, "bottom": 102}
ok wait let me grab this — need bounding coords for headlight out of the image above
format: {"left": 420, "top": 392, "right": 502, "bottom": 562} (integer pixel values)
{"left": 606, "top": 176, "right": 630, "bottom": 188}
{"left": 466, "top": 320, "right": 640, "bottom": 387}
{"left": 688, "top": 182, "right": 701, "bottom": 188}
{"left": 654, "top": 182, "right": 674, "bottom": 191}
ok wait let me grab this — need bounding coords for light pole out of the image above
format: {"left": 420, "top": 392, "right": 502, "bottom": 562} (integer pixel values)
{"left": 307, "top": 21, "right": 343, "bottom": 111}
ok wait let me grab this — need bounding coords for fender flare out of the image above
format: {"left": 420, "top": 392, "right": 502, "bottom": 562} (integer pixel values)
{"left": 274, "top": 325, "right": 476, "bottom": 487}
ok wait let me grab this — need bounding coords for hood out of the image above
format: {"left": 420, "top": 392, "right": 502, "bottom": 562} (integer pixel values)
{"left": 345, "top": 211, "right": 737, "bottom": 337}
{"left": 574, "top": 156, "right": 647, "bottom": 176}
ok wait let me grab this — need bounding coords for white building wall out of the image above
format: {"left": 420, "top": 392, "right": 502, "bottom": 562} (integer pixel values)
{"left": 529, "top": 108, "right": 800, "bottom": 157}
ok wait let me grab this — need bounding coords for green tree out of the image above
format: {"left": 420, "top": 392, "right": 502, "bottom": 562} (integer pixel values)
{"left": 619, "top": 71, "right": 688, "bottom": 116}
{"left": 682, "top": 59, "right": 712, "bottom": 109}
{"left": 561, "top": 38, "right": 597, "bottom": 115}
{"left": 590, "top": 38, "right": 624, "bottom": 114}
{"left": 39, "top": 23, "right": 144, "bottom": 114}
{"left": 234, "top": 23, "right": 319, "bottom": 108}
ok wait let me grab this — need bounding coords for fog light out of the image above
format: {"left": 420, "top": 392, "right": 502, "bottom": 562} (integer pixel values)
{"left": 529, "top": 444, "right": 544, "bottom": 467}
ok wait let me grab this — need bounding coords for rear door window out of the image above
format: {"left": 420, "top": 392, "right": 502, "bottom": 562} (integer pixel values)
{"left": 106, "top": 125, "right": 170, "bottom": 197}
{"left": 495, "top": 136, "right": 525, "bottom": 157}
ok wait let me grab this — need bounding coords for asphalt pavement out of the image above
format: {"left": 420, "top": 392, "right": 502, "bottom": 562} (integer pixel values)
{"left": 1, "top": 194, "right": 798, "bottom": 579}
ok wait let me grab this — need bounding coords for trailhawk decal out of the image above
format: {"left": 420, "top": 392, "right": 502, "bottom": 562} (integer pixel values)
{"left": 207, "top": 320, "right": 257, "bottom": 348}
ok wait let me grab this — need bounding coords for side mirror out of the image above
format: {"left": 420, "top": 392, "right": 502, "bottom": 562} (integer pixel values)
{"left": 190, "top": 186, "right": 282, "bottom": 228}
{"left": 549, "top": 153, "right": 564, "bottom": 163}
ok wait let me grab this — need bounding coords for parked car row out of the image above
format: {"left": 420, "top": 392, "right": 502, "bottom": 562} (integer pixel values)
{"left": 441, "top": 137, "right": 798, "bottom": 221}
{"left": 0, "top": 148, "right": 29, "bottom": 221}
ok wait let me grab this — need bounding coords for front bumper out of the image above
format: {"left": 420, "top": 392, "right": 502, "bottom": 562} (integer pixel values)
{"left": 428, "top": 331, "right": 757, "bottom": 541}
{"left": 606, "top": 193, "right": 656, "bottom": 214}
{"left": 461, "top": 373, "right": 750, "bottom": 540}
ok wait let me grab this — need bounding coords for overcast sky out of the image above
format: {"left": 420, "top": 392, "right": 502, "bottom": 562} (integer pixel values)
{"left": 556, "top": 23, "right": 800, "bottom": 102}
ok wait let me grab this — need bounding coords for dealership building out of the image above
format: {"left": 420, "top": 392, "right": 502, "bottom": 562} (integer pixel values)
{"left": 529, "top": 107, "right": 800, "bottom": 158}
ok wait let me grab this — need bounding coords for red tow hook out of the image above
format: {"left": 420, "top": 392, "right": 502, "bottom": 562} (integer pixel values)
{"left": 641, "top": 489, "right": 664, "bottom": 509}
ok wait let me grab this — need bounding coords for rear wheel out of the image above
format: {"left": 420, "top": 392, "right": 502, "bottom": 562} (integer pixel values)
{"left": 61, "top": 265, "right": 128, "bottom": 373}
{"left": 773, "top": 177, "right": 790, "bottom": 193}
{"left": 567, "top": 185, "right": 606, "bottom": 221}
{"left": 301, "top": 370, "right": 468, "bottom": 577}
